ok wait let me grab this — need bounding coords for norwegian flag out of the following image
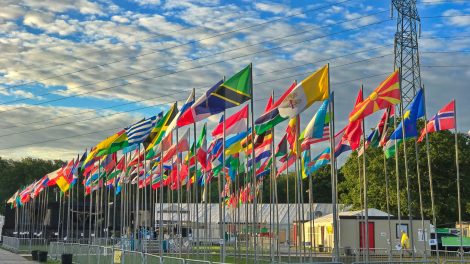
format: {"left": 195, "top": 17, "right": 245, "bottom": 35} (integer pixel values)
{"left": 418, "top": 100, "right": 455, "bottom": 142}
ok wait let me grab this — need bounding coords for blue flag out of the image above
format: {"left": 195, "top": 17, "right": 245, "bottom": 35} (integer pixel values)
{"left": 389, "top": 89, "right": 424, "bottom": 140}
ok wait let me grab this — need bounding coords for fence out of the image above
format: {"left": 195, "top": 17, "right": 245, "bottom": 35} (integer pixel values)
{"left": 1, "top": 236, "right": 48, "bottom": 253}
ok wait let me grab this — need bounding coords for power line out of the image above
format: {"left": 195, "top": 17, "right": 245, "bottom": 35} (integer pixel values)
{"left": 1, "top": 0, "right": 357, "bottom": 69}
{"left": 0, "top": 54, "right": 393, "bottom": 139}
{"left": 1, "top": 0, "right": 358, "bottom": 91}
{"left": 0, "top": 17, "right": 393, "bottom": 115}
{"left": 0, "top": 44, "right": 393, "bottom": 130}
{"left": 0, "top": 60, "right": 399, "bottom": 151}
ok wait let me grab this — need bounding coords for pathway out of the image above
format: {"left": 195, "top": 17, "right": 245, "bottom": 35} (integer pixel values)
{"left": 0, "top": 248, "right": 34, "bottom": 263}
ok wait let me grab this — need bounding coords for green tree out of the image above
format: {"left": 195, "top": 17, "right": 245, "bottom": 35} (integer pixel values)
{"left": 0, "top": 157, "right": 62, "bottom": 213}
{"left": 339, "top": 131, "right": 470, "bottom": 226}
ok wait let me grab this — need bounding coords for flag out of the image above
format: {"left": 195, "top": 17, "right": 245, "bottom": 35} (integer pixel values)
{"left": 177, "top": 80, "right": 224, "bottom": 127}
{"left": 101, "top": 153, "right": 117, "bottom": 173}
{"left": 145, "top": 103, "right": 178, "bottom": 152}
{"left": 300, "top": 99, "right": 329, "bottom": 150}
{"left": 358, "top": 107, "right": 395, "bottom": 155}
{"left": 177, "top": 65, "right": 252, "bottom": 127}
{"left": 162, "top": 129, "right": 190, "bottom": 162}
{"left": 390, "top": 89, "right": 425, "bottom": 140}
{"left": 126, "top": 116, "right": 158, "bottom": 146}
{"left": 308, "top": 147, "right": 331, "bottom": 175}
{"left": 277, "top": 65, "right": 329, "bottom": 118}
{"left": 254, "top": 84, "right": 295, "bottom": 135}
{"left": 97, "top": 130, "right": 129, "bottom": 157}
{"left": 276, "top": 134, "right": 288, "bottom": 158}
{"left": 276, "top": 155, "right": 295, "bottom": 176}
{"left": 196, "top": 123, "right": 208, "bottom": 170}
{"left": 212, "top": 105, "right": 248, "bottom": 138}
{"left": 301, "top": 150, "right": 311, "bottom": 179}
{"left": 167, "top": 89, "right": 195, "bottom": 133}
{"left": 211, "top": 64, "right": 252, "bottom": 108}
{"left": 46, "top": 168, "right": 63, "bottom": 187}
{"left": 225, "top": 129, "right": 250, "bottom": 156}
{"left": 342, "top": 89, "right": 364, "bottom": 151}
{"left": 286, "top": 116, "right": 298, "bottom": 149}
{"left": 418, "top": 100, "right": 455, "bottom": 142}
{"left": 333, "top": 127, "right": 351, "bottom": 158}
{"left": 384, "top": 138, "right": 402, "bottom": 159}
{"left": 84, "top": 131, "right": 124, "bottom": 164}
{"left": 349, "top": 70, "right": 400, "bottom": 122}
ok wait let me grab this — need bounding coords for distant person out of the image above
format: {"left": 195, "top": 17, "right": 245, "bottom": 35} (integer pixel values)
{"left": 401, "top": 231, "right": 411, "bottom": 255}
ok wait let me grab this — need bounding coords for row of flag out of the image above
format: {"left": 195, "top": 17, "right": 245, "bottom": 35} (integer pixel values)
{"left": 7, "top": 63, "right": 457, "bottom": 210}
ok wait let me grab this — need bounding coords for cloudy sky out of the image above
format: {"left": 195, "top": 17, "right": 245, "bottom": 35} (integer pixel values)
{"left": 0, "top": 0, "right": 468, "bottom": 161}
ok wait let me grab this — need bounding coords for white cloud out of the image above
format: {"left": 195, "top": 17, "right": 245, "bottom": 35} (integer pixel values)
{"left": 132, "top": 0, "right": 161, "bottom": 6}
{"left": 443, "top": 9, "right": 470, "bottom": 26}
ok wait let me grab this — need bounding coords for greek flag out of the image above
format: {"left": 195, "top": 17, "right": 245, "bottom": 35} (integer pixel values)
{"left": 125, "top": 116, "right": 158, "bottom": 146}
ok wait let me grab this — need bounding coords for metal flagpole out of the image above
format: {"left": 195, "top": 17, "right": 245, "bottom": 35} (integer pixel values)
{"left": 360, "top": 85, "right": 370, "bottom": 262}
{"left": 293, "top": 136, "right": 300, "bottom": 261}
{"left": 327, "top": 64, "right": 339, "bottom": 261}
{"left": 384, "top": 152, "right": 393, "bottom": 260}
{"left": 422, "top": 87, "right": 439, "bottom": 261}
{"left": 454, "top": 100, "right": 464, "bottom": 260}
{"left": 248, "top": 63, "right": 258, "bottom": 263}
{"left": 58, "top": 191, "right": 62, "bottom": 241}
{"left": 244, "top": 116, "right": 250, "bottom": 264}
{"left": 414, "top": 139, "right": 427, "bottom": 258}
{"left": 308, "top": 152, "right": 316, "bottom": 262}
{"left": 67, "top": 184, "right": 71, "bottom": 241}
{"left": 392, "top": 104, "right": 403, "bottom": 261}
{"left": 269, "top": 91, "right": 275, "bottom": 263}
{"left": 286, "top": 155, "right": 291, "bottom": 262}
{"left": 159, "top": 151, "right": 164, "bottom": 260}
{"left": 191, "top": 88, "right": 200, "bottom": 258}
{"left": 135, "top": 147, "right": 141, "bottom": 249}
{"left": 218, "top": 108, "right": 226, "bottom": 263}
{"left": 398, "top": 68, "right": 415, "bottom": 259}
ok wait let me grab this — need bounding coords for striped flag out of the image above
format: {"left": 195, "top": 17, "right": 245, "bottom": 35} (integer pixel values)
{"left": 125, "top": 116, "right": 158, "bottom": 146}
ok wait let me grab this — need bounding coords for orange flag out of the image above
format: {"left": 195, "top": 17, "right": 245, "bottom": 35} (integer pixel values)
{"left": 348, "top": 71, "right": 401, "bottom": 122}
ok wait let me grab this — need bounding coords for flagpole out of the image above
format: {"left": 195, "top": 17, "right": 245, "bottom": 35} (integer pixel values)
{"left": 159, "top": 151, "right": 164, "bottom": 260}
{"left": 454, "top": 100, "right": 464, "bottom": 260}
{"left": 398, "top": 68, "right": 415, "bottom": 259}
{"left": 222, "top": 107, "right": 227, "bottom": 262}
{"left": 308, "top": 149, "right": 316, "bottom": 262}
{"left": 326, "top": 64, "right": 339, "bottom": 261}
{"left": 383, "top": 148, "right": 393, "bottom": 261}
{"left": 392, "top": 105, "right": 404, "bottom": 262}
{"left": 413, "top": 139, "right": 427, "bottom": 258}
{"left": 269, "top": 89, "right": 276, "bottom": 263}
{"left": 174, "top": 119, "right": 183, "bottom": 258}
{"left": 422, "top": 87, "right": 439, "bottom": 260}
{"left": 359, "top": 85, "right": 371, "bottom": 262}
{"left": 286, "top": 158, "right": 291, "bottom": 262}
{"left": 218, "top": 110, "right": 225, "bottom": 263}
{"left": 191, "top": 88, "right": 200, "bottom": 258}
{"left": 248, "top": 63, "right": 259, "bottom": 263}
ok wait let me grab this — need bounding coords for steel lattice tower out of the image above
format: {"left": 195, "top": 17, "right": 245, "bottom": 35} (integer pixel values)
{"left": 392, "top": 0, "right": 422, "bottom": 107}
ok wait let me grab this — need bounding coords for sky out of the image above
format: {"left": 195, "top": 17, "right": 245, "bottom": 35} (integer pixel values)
{"left": 0, "top": 0, "right": 468, "bottom": 161}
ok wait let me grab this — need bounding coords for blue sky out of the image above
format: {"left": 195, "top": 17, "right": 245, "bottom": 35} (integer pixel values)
{"left": 0, "top": 0, "right": 468, "bottom": 160}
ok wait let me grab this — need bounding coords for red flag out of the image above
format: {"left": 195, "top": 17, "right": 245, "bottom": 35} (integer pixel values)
{"left": 211, "top": 105, "right": 248, "bottom": 138}
{"left": 342, "top": 89, "right": 364, "bottom": 151}
{"left": 418, "top": 100, "right": 455, "bottom": 142}
{"left": 349, "top": 71, "right": 400, "bottom": 122}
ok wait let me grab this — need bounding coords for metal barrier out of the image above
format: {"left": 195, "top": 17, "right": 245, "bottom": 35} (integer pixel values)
{"left": 353, "top": 260, "right": 437, "bottom": 264}
{"left": 1, "top": 236, "right": 48, "bottom": 253}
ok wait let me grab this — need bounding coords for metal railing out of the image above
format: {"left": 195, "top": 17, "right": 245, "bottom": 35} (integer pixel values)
{"left": 1, "top": 236, "right": 48, "bottom": 253}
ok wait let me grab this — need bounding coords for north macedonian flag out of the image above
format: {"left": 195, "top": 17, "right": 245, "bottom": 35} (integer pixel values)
{"left": 348, "top": 70, "right": 401, "bottom": 122}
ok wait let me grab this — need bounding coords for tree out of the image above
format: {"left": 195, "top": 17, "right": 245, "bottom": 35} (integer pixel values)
{"left": 339, "top": 130, "right": 470, "bottom": 226}
{"left": 0, "top": 157, "right": 62, "bottom": 214}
